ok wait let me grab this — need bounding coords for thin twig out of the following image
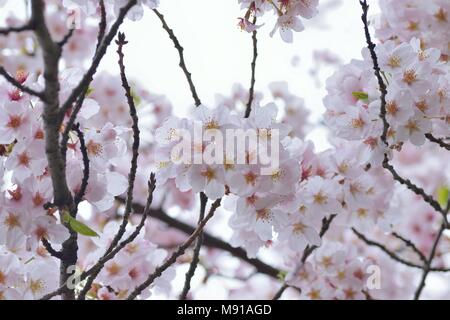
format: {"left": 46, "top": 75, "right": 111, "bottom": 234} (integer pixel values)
{"left": 41, "top": 174, "right": 157, "bottom": 301}
{"left": 425, "top": 133, "right": 450, "bottom": 151}
{"left": 0, "top": 67, "right": 45, "bottom": 100}
{"left": 31, "top": 0, "right": 77, "bottom": 300}
{"left": 392, "top": 232, "right": 427, "bottom": 264}
{"left": 95, "top": 0, "right": 107, "bottom": 53}
{"left": 41, "top": 238, "right": 63, "bottom": 259}
{"left": 359, "top": 0, "right": 447, "bottom": 225}
{"left": 57, "top": 28, "right": 75, "bottom": 48}
{"left": 382, "top": 156, "right": 446, "bottom": 224}
{"left": 127, "top": 199, "right": 222, "bottom": 300}
{"left": 414, "top": 223, "right": 446, "bottom": 300}
{"left": 0, "top": 22, "right": 34, "bottom": 35}
{"left": 77, "top": 174, "right": 156, "bottom": 300}
{"left": 352, "top": 228, "right": 450, "bottom": 272}
{"left": 272, "top": 214, "right": 337, "bottom": 300}
{"left": 58, "top": 0, "right": 138, "bottom": 122}
{"left": 153, "top": 9, "right": 201, "bottom": 107}
{"left": 115, "top": 196, "right": 280, "bottom": 279}
{"left": 179, "top": 192, "right": 208, "bottom": 300}
{"left": 76, "top": 32, "right": 141, "bottom": 299}
{"left": 72, "top": 123, "right": 90, "bottom": 206}
{"left": 245, "top": 16, "right": 257, "bottom": 118}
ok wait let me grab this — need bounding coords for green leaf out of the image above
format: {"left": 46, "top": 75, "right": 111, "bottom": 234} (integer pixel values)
{"left": 437, "top": 186, "right": 449, "bottom": 208}
{"left": 131, "top": 88, "right": 141, "bottom": 106}
{"left": 86, "top": 86, "right": 94, "bottom": 97}
{"left": 352, "top": 91, "right": 369, "bottom": 101}
{"left": 63, "top": 213, "right": 99, "bottom": 237}
{"left": 277, "top": 270, "right": 287, "bottom": 281}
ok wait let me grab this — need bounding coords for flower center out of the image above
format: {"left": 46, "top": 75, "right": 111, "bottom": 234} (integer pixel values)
{"left": 244, "top": 171, "right": 257, "bottom": 186}
{"left": 415, "top": 99, "right": 428, "bottom": 112}
{"left": 386, "top": 101, "right": 399, "bottom": 116}
{"left": 87, "top": 140, "right": 103, "bottom": 157}
{"left": 30, "top": 279, "right": 45, "bottom": 294}
{"left": 18, "top": 152, "right": 30, "bottom": 167}
{"left": 313, "top": 192, "right": 327, "bottom": 205}
{"left": 4, "top": 213, "right": 21, "bottom": 229}
{"left": 7, "top": 115, "right": 22, "bottom": 129}
{"left": 387, "top": 55, "right": 401, "bottom": 68}
{"left": 201, "top": 167, "right": 216, "bottom": 182}
{"left": 403, "top": 69, "right": 417, "bottom": 85}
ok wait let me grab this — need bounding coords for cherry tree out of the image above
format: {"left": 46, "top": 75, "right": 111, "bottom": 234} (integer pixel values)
{"left": 0, "top": 0, "right": 449, "bottom": 300}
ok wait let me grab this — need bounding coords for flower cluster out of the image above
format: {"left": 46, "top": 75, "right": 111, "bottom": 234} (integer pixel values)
{"left": 324, "top": 38, "right": 449, "bottom": 166}
{"left": 154, "top": 102, "right": 394, "bottom": 258}
{"left": 238, "top": 0, "right": 319, "bottom": 43}
{"left": 375, "top": 0, "right": 450, "bottom": 58}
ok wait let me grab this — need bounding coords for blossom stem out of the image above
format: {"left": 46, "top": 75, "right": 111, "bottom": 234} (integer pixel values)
{"left": 127, "top": 199, "right": 222, "bottom": 300}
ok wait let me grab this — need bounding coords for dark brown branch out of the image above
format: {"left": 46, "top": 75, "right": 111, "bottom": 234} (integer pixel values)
{"left": 58, "top": 0, "right": 137, "bottom": 122}
{"left": 359, "top": 0, "right": 447, "bottom": 225}
{"left": 42, "top": 174, "right": 157, "bottom": 301}
{"left": 104, "top": 31, "right": 141, "bottom": 253}
{"left": 273, "top": 214, "right": 337, "bottom": 300}
{"left": 352, "top": 228, "right": 450, "bottom": 273}
{"left": 382, "top": 156, "right": 446, "bottom": 223}
{"left": 72, "top": 123, "right": 89, "bottom": 206}
{"left": 57, "top": 28, "right": 75, "bottom": 48}
{"left": 179, "top": 192, "right": 208, "bottom": 300}
{"left": 152, "top": 8, "right": 208, "bottom": 298}
{"left": 359, "top": 0, "right": 388, "bottom": 145}
{"left": 245, "top": 16, "right": 257, "bottom": 118}
{"left": 425, "top": 133, "right": 450, "bottom": 151}
{"left": 392, "top": 232, "right": 426, "bottom": 264}
{"left": 41, "top": 238, "right": 63, "bottom": 259}
{"left": 77, "top": 174, "right": 156, "bottom": 300}
{"left": 153, "top": 9, "right": 201, "bottom": 107}
{"left": 117, "top": 197, "right": 280, "bottom": 278}
{"left": 31, "top": 0, "right": 77, "bottom": 300}
{"left": 0, "top": 67, "right": 45, "bottom": 100}
{"left": 95, "top": 0, "right": 107, "bottom": 53}
{"left": 60, "top": 89, "right": 87, "bottom": 164}
{"left": 127, "top": 199, "right": 222, "bottom": 300}
{"left": 414, "top": 223, "right": 446, "bottom": 300}
{"left": 76, "top": 32, "right": 141, "bottom": 299}
{"left": 0, "top": 22, "right": 34, "bottom": 35}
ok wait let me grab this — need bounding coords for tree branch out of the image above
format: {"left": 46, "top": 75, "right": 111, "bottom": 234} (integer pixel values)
{"left": 245, "top": 16, "right": 257, "bottom": 118}
{"left": 57, "top": 27, "right": 75, "bottom": 48}
{"left": 179, "top": 192, "right": 207, "bottom": 300}
{"left": 72, "top": 123, "right": 89, "bottom": 206}
{"left": 414, "top": 223, "right": 446, "bottom": 299}
{"left": 127, "top": 199, "right": 222, "bottom": 300}
{"left": 77, "top": 174, "right": 156, "bottom": 300}
{"left": 95, "top": 0, "right": 107, "bottom": 53}
{"left": 58, "top": 0, "right": 137, "bottom": 122}
{"left": 0, "top": 22, "right": 34, "bottom": 35}
{"left": 352, "top": 228, "right": 450, "bottom": 273}
{"left": 76, "top": 32, "right": 141, "bottom": 299}
{"left": 425, "top": 133, "right": 450, "bottom": 151}
{"left": 41, "top": 238, "right": 63, "bottom": 259}
{"left": 41, "top": 174, "right": 157, "bottom": 301}
{"left": 31, "top": 0, "right": 77, "bottom": 300}
{"left": 392, "top": 231, "right": 426, "bottom": 264}
{"left": 0, "top": 67, "right": 45, "bottom": 100}
{"left": 116, "top": 197, "right": 280, "bottom": 278}
{"left": 153, "top": 9, "right": 201, "bottom": 107}
{"left": 359, "top": 0, "right": 447, "bottom": 225}
{"left": 272, "top": 214, "right": 337, "bottom": 300}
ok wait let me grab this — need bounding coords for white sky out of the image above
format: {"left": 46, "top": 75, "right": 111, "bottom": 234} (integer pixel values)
{"left": 1, "top": 0, "right": 380, "bottom": 150}
{"left": 98, "top": 0, "right": 380, "bottom": 151}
